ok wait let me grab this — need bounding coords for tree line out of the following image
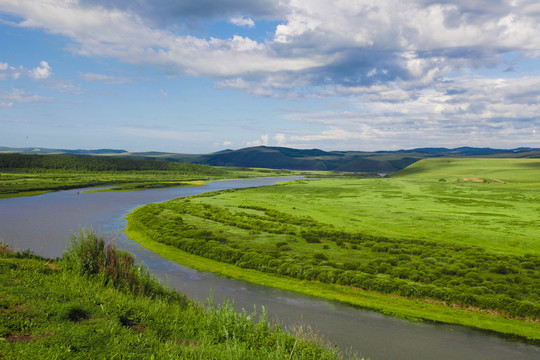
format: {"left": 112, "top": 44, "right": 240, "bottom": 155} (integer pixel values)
{"left": 0, "top": 153, "right": 227, "bottom": 175}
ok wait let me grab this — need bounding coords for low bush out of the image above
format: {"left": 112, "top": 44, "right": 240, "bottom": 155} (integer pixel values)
{"left": 62, "top": 228, "right": 184, "bottom": 301}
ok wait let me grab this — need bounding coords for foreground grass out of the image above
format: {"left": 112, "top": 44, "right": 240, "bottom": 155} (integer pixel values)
{"left": 0, "top": 234, "right": 345, "bottom": 360}
{"left": 126, "top": 158, "right": 540, "bottom": 342}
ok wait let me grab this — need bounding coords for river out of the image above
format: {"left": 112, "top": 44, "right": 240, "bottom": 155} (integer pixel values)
{"left": 0, "top": 177, "right": 538, "bottom": 360}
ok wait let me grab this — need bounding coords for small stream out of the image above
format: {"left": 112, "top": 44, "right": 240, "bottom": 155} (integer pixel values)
{"left": 1, "top": 177, "right": 538, "bottom": 360}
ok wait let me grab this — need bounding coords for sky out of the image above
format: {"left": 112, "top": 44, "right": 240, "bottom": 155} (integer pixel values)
{"left": 0, "top": 0, "right": 539, "bottom": 153}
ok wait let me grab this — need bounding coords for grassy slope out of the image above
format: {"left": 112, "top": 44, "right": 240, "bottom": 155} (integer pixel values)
{"left": 393, "top": 158, "right": 540, "bottom": 184}
{"left": 0, "top": 243, "right": 343, "bottom": 360}
{"left": 203, "top": 159, "right": 540, "bottom": 255}
{"left": 125, "top": 158, "right": 540, "bottom": 341}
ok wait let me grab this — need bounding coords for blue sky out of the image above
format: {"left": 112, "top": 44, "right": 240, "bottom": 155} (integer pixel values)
{"left": 1, "top": 0, "right": 539, "bottom": 153}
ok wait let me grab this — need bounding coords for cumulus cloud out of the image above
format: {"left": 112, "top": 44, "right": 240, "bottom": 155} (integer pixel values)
{"left": 0, "top": 1, "right": 322, "bottom": 77}
{"left": 2, "top": 0, "right": 538, "bottom": 88}
{"left": 247, "top": 134, "right": 270, "bottom": 147}
{"left": 0, "top": 61, "right": 25, "bottom": 80}
{"left": 274, "top": 133, "right": 287, "bottom": 146}
{"left": 1, "top": 0, "right": 538, "bottom": 149}
{"left": 79, "top": 0, "right": 285, "bottom": 26}
{"left": 281, "top": 74, "right": 540, "bottom": 149}
{"left": 29, "top": 60, "right": 52, "bottom": 80}
{"left": 229, "top": 16, "right": 255, "bottom": 28}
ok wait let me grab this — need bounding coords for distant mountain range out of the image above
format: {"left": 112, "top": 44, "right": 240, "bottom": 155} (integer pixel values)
{"left": 2, "top": 145, "right": 539, "bottom": 173}
{"left": 0, "top": 146, "right": 127, "bottom": 155}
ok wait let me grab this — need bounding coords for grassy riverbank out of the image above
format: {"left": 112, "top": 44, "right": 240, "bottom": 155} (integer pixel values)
{"left": 0, "top": 232, "right": 346, "bottom": 359}
{"left": 126, "top": 227, "right": 540, "bottom": 341}
{"left": 0, "top": 153, "right": 311, "bottom": 198}
{"left": 126, "top": 158, "right": 540, "bottom": 342}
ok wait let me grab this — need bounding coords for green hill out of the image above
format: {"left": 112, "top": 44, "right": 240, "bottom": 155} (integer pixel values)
{"left": 2, "top": 145, "right": 539, "bottom": 173}
{"left": 393, "top": 158, "right": 540, "bottom": 185}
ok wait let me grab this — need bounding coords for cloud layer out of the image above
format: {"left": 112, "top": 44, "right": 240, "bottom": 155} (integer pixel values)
{"left": 4, "top": 0, "right": 538, "bottom": 83}
{"left": 1, "top": 0, "right": 538, "bottom": 149}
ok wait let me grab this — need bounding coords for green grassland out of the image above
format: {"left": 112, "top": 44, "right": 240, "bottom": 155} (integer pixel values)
{"left": 0, "top": 232, "right": 344, "bottom": 360}
{"left": 0, "top": 153, "right": 309, "bottom": 198}
{"left": 126, "top": 158, "right": 540, "bottom": 341}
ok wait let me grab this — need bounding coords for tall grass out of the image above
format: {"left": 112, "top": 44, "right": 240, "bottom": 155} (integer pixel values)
{"left": 62, "top": 228, "right": 184, "bottom": 301}
{"left": 1, "top": 237, "right": 347, "bottom": 359}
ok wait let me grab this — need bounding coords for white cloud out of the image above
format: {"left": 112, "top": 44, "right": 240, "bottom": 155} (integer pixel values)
{"left": 80, "top": 73, "right": 135, "bottom": 84}
{"left": 0, "top": 61, "right": 25, "bottom": 80}
{"left": 229, "top": 16, "right": 255, "bottom": 28}
{"left": 1, "top": 60, "right": 52, "bottom": 81}
{"left": 0, "top": 88, "right": 51, "bottom": 103}
{"left": 29, "top": 60, "right": 52, "bottom": 80}
{"left": 2, "top": 0, "right": 538, "bottom": 88}
{"left": 0, "top": 0, "right": 539, "bottom": 150}
{"left": 223, "top": 140, "right": 233, "bottom": 146}
{"left": 274, "top": 133, "right": 287, "bottom": 146}
{"left": 50, "top": 81, "right": 83, "bottom": 94}
{"left": 0, "top": 1, "right": 324, "bottom": 78}
{"left": 246, "top": 134, "right": 270, "bottom": 146}
{"left": 282, "top": 74, "right": 540, "bottom": 149}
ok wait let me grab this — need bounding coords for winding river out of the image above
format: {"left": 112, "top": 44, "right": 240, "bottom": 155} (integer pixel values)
{"left": 1, "top": 177, "right": 538, "bottom": 360}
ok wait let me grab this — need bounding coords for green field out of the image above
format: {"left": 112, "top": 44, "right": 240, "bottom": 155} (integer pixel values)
{"left": 0, "top": 233, "right": 344, "bottom": 359}
{"left": 127, "top": 158, "right": 540, "bottom": 341}
{"left": 0, "top": 153, "right": 305, "bottom": 198}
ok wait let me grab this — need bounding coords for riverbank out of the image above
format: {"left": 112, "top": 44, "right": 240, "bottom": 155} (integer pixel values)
{"left": 84, "top": 180, "right": 207, "bottom": 193}
{"left": 0, "top": 153, "right": 315, "bottom": 199}
{"left": 125, "top": 226, "right": 540, "bottom": 343}
{"left": 124, "top": 159, "right": 539, "bottom": 343}
{"left": 0, "top": 235, "right": 346, "bottom": 359}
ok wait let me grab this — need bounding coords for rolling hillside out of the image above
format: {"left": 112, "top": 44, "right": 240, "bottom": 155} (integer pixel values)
{"left": 2, "top": 145, "right": 539, "bottom": 173}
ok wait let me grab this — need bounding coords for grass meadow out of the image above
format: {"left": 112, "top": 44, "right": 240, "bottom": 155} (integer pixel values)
{"left": 127, "top": 158, "right": 540, "bottom": 341}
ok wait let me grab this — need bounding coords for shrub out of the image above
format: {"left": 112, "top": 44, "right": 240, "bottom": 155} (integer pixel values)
{"left": 62, "top": 228, "right": 185, "bottom": 301}
{"left": 313, "top": 253, "right": 328, "bottom": 261}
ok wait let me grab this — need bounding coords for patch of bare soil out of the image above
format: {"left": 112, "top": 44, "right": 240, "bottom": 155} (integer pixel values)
{"left": 461, "top": 177, "right": 506, "bottom": 183}
{"left": 461, "top": 177, "right": 484, "bottom": 182}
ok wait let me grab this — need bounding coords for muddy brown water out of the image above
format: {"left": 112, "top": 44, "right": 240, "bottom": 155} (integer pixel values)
{"left": 1, "top": 177, "right": 538, "bottom": 360}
